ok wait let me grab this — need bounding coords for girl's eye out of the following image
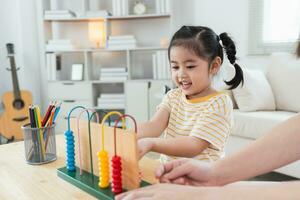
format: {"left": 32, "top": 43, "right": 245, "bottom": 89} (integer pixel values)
{"left": 187, "top": 65, "right": 196, "bottom": 69}
{"left": 171, "top": 66, "right": 179, "bottom": 70}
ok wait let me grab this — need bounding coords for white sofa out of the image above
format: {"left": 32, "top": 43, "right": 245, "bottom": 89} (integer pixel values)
{"left": 225, "top": 53, "right": 300, "bottom": 178}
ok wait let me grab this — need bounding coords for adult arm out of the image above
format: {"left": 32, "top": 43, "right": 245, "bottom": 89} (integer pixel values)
{"left": 157, "top": 113, "right": 300, "bottom": 186}
{"left": 116, "top": 182, "right": 300, "bottom": 200}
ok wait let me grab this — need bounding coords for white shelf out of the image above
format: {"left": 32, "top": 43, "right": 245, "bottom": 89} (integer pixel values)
{"left": 128, "top": 46, "right": 167, "bottom": 51}
{"left": 44, "top": 14, "right": 170, "bottom": 22}
{"left": 37, "top": 0, "right": 173, "bottom": 132}
{"left": 48, "top": 80, "right": 126, "bottom": 84}
{"left": 45, "top": 46, "right": 167, "bottom": 53}
{"left": 45, "top": 48, "right": 86, "bottom": 53}
{"left": 92, "top": 80, "right": 126, "bottom": 84}
{"left": 107, "top": 14, "right": 170, "bottom": 20}
{"left": 44, "top": 16, "right": 105, "bottom": 21}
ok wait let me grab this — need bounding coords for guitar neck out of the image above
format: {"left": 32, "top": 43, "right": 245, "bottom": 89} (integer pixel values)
{"left": 9, "top": 56, "right": 21, "bottom": 100}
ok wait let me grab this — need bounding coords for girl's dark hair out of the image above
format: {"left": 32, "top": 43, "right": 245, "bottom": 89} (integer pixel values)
{"left": 296, "top": 40, "right": 300, "bottom": 58}
{"left": 168, "top": 26, "right": 244, "bottom": 90}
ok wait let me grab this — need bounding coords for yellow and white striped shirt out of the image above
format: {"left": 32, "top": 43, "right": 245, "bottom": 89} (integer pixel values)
{"left": 158, "top": 88, "right": 233, "bottom": 162}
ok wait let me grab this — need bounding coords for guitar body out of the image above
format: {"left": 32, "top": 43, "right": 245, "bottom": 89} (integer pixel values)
{"left": 0, "top": 43, "right": 33, "bottom": 141}
{"left": 0, "top": 90, "right": 33, "bottom": 140}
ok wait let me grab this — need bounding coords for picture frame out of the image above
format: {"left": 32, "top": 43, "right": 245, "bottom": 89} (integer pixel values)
{"left": 71, "top": 64, "right": 84, "bottom": 81}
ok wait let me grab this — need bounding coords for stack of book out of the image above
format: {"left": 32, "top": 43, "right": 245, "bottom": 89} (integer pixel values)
{"left": 46, "top": 39, "right": 77, "bottom": 51}
{"left": 107, "top": 35, "right": 137, "bottom": 49}
{"left": 97, "top": 93, "right": 125, "bottom": 109}
{"left": 100, "top": 67, "right": 128, "bottom": 82}
{"left": 156, "top": 0, "right": 171, "bottom": 14}
{"left": 112, "top": 0, "right": 128, "bottom": 16}
{"left": 152, "top": 50, "right": 170, "bottom": 80}
{"left": 44, "top": 10, "right": 76, "bottom": 19}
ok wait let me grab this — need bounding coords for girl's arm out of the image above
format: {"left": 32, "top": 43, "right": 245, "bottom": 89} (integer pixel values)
{"left": 139, "top": 136, "right": 210, "bottom": 159}
{"left": 213, "top": 113, "right": 300, "bottom": 186}
{"left": 137, "top": 107, "right": 170, "bottom": 139}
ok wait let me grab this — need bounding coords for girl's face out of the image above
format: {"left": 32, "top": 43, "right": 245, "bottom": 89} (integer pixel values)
{"left": 170, "top": 46, "right": 220, "bottom": 99}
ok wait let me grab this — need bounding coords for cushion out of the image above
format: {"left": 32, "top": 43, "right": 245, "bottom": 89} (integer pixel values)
{"left": 232, "top": 109, "right": 295, "bottom": 139}
{"left": 232, "top": 68, "right": 276, "bottom": 111}
{"left": 266, "top": 53, "right": 300, "bottom": 112}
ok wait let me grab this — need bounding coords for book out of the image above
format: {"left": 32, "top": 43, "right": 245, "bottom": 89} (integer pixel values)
{"left": 46, "top": 53, "right": 57, "bottom": 81}
{"left": 108, "top": 40, "right": 136, "bottom": 45}
{"left": 44, "top": 15, "right": 75, "bottom": 20}
{"left": 44, "top": 10, "right": 76, "bottom": 20}
{"left": 107, "top": 44, "right": 137, "bottom": 50}
{"left": 101, "top": 67, "right": 127, "bottom": 72}
{"left": 46, "top": 44, "right": 77, "bottom": 51}
{"left": 152, "top": 54, "right": 157, "bottom": 79}
{"left": 101, "top": 72, "right": 128, "bottom": 77}
{"left": 165, "top": 0, "right": 171, "bottom": 13}
{"left": 121, "top": 0, "right": 128, "bottom": 15}
{"left": 108, "top": 35, "right": 135, "bottom": 40}
{"left": 100, "top": 76, "right": 127, "bottom": 81}
{"left": 98, "top": 98, "right": 125, "bottom": 103}
{"left": 156, "top": 0, "right": 161, "bottom": 14}
{"left": 45, "top": 10, "right": 76, "bottom": 16}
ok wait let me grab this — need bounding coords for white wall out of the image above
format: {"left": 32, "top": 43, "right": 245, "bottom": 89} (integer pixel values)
{"left": 0, "top": 0, "right": 41, "bottom": 108}
{"left": 0, "top": 0, "right": 21, "bottom": 97}
{"left": 0, "top": 0, "right": 273, "bottom": 112}
{"left": 193, "top": 0, "right": 270, "bottom": 70}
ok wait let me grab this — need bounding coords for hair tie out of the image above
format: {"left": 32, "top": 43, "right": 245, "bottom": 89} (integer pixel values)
{"left": 219, "top": 39, "right": 224, "bottom": 48}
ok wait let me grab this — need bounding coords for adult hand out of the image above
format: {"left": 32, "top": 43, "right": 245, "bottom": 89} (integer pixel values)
{"left": 138, "top": 138, "right": 154, "bottom": 160}
{"left": 156, "top": 158, "right": 219, "bottom": 186}
{"left": 115, "top": 183, "right": 205, "bottom": 200}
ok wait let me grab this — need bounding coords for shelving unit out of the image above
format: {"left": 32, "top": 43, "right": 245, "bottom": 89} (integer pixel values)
{"left": 44, "top": 13, "right": 171, "bottom": 21}
{"left": 36, "top": 0, "right": 176, "bottom": 132}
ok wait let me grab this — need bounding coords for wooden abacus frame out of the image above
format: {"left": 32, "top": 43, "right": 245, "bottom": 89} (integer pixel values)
{"left": 57, "top": 108, "right": 150, "bottom": 200}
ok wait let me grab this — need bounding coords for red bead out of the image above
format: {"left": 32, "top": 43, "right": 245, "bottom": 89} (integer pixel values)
{"left": 111, "top": 155, "right": 122, "bottom": 194}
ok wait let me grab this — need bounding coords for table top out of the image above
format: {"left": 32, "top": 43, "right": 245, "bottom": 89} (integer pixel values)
{"left": 0, "top": 134, "right": 159, "bottom": 200}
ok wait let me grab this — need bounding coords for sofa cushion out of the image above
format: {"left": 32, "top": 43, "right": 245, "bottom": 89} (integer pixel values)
{"left": 232, "top": 109, "right": 296, "bottom": 139}
{"left": 266, "top": 53, "right": 300, "bottom": 112}
{"left": 232, "top": 68, "right": 276, "bottom": 111}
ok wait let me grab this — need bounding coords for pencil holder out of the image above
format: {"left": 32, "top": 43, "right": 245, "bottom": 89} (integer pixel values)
{"left": 21, "top": 123, "right": 57, "bottom": 165}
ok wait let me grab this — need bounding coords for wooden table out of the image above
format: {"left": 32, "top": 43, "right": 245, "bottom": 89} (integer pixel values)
{"left": 0, "top": 134, "right": 159, "bottom": 200}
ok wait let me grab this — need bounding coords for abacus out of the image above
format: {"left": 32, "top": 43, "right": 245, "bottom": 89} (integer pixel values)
{"left": 112, "top": 114, "right": 138, "bottom": 194}
{"left": 57, "top": 106, "right": 150, "bottom": 200}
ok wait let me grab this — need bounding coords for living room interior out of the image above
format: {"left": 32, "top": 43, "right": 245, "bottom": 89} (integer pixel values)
{"left": 0, "top": 0, "right": 300, "bottom": 199}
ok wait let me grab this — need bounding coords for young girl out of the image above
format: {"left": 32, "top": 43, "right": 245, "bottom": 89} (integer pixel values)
{"left": 137, "top": 26, "right": 244, "bottom": 162}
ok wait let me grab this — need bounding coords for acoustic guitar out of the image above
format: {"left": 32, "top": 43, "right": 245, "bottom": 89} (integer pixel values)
{"left": 0, "top": 43, "right": 33, "bottom": 140}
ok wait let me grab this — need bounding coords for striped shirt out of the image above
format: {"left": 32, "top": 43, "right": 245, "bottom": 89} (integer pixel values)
{"left": 158, "top": 88, "right": 234, "bottom": 162}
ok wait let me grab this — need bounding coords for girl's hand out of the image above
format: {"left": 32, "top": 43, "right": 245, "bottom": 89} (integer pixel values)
{"left": 138, "top": 138, "right": 155, "bottom": 160}
{"left": 155, "top": 158, "right": 219, "bottom": 186}
{"left": 115, "top": 183, "right": 204, "bottom": 200}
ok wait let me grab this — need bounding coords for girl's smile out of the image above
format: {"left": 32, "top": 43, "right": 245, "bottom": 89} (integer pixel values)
{"left": 170, "top": 46, "right": 218, "bottom": 99}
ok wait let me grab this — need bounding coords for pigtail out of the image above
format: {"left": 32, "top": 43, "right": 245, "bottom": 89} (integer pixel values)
{"left": 219, "top": 33, "right": 244, "bottom": 90}
{"left": 296, "top": 40, "right": 300, "bottom": 58}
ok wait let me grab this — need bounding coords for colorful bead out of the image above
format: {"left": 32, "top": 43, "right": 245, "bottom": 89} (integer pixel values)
{"left": 111, "top": 155, "right": 122, "bottom": 194}
{"left": 98, "top": 150, "right": 109, "bottom": 188}
{"left": 65, "top": 130, "right": 75, "bottom": 171}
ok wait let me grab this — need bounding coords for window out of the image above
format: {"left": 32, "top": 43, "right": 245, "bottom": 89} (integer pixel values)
{"left": 249, "top": 0, "right": 300, "bottom": 54}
